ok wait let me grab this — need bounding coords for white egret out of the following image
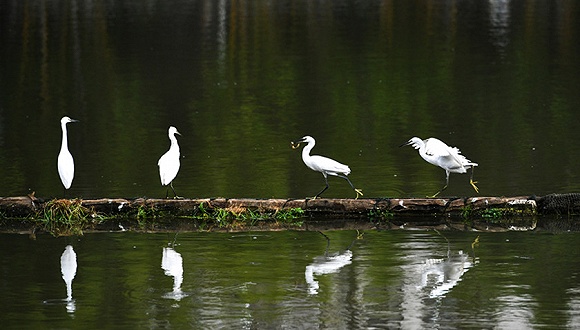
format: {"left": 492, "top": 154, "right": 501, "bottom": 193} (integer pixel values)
{"left": 292, "top": 135, "right": 363, "bottom": 199}
{"left": 158, "top": 126, "right": 182, "bottom": 198}
{"left": 57, "top": 116, "right": 78, "bottom": 195}
{"left": 401, "top": 137, "right": 479, "bottom": 197}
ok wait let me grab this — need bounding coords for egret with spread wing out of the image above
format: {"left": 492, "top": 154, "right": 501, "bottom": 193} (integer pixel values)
{"left": 292, "top": 136, "right": 363, "bottom": 199}
{"left": 402, "top": 137, "right": 478, "bottom": 197}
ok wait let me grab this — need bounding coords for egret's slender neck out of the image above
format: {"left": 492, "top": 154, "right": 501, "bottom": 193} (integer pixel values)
{"left": 301, "top": 140, "right": 314, "bottom": 160}
{"left": 169, "top": 133, "right": 180, "bottom": 152}
{"left": 60, "top": 122, "right": 69, "bottom": 152}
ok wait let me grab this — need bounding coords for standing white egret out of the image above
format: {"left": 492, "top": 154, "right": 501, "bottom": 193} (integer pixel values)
{"left": 291, "top": 136, "right": 363, "bottom": 199}
{"left": 401, "top": 137, "right": 479, "bottom": 197}
{"left": 57, "top": 116, "right": 78, "bottom": 195}
{"left": 158, "top": 126, "right": 182, "bottom": 198}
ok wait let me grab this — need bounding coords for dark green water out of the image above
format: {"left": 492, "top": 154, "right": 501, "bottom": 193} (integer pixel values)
{"left": 1, "top": 0, "right": 580, "bottom": 199}
{"left": 1, "top": 230, "right": 579, "bottom": 329}
{"left": 2, "top": 3, "right": 580, "bottom": 327}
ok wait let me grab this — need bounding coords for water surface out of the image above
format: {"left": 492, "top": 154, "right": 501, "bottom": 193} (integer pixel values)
{"left": 0, "top": 230, "right": 579, "bottom": 329}
{"left": 1, "top": 0, "right": 579, "bottom": 199}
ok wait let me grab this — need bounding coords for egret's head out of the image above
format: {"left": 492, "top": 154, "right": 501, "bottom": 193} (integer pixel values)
{"left": 400, "top": 137, "right": 423, "bottom": 149}
{"left": 291, "top": 135, "right": 314, "bottom": 149}
{"left": 169, "top": 126, "right": 182, "bottom": 136}
{"left": 61, "top": 116, "right": 78, "bottom": 125}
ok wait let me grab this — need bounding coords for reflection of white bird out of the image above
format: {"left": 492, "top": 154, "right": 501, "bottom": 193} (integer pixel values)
{"left": 57, "top": 116, "right": 78, "bottom": 194}
{"left": 60, "top": 245, "right": 77, "bottom": 302}
{"left": 402, "top": 137, "right": 479, "bottom": 197}
{"left": 305, "top": 250, "right": 353, "bottom": 295}
{"left": 162, "top": 247, "right": 183, "bottom": 293}
{"left": 158, "top": 126, "right": 182, "bottom": 198}
{"left": 419, "top": 251, "right": 472, "bottom": 298}
{"left": 292, "top": 136, "right": 363, "bottom": 199}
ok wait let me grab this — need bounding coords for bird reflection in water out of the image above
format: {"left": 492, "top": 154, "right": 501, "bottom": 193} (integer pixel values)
{"left": 161, "top": 237, "right": 188, "bottom": 301}
{"left": 305, "top": 231, "right": 360, "bottom": 295}
{"left": 40, "top": 245, "right": 78, "bottom": 314}
{"left": 418, "top": 231, "right": 477, "bottom": 298}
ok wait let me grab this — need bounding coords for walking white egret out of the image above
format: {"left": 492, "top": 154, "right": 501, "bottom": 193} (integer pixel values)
{"left": 57, "top": 116, "right": 78, "bottom": 195}
{"left": 158, "top": 126, "right": 182, "bottom": 198}
{"left": 401, "top": 137, "right": 479, "bottom": 197}
{"left": 291, "top": 136, "right": 363, "bottom": 199}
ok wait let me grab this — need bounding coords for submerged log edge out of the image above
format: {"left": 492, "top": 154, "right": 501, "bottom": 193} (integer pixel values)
{"left": 1, "top": 193, "right": 580, "bottom": 233}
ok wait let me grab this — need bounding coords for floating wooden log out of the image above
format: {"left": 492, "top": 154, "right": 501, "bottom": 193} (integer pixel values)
{"left": 0, "top": 194, "right": 552, "bottom": 217}
{"left": 0, "top": 195, "right": 556, "bottom": 217}
{"left": 1, "top": 194, "right": 579, "bottom": 234}
{"left": 0, "top": 195, "right": 540, "bottom": 217}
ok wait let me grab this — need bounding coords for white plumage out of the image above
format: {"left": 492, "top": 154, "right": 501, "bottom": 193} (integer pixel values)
{"left": 57, "top": 116, "right": 78, "bottom": 192}
{"left": 158, "top": 126, "right": 182, "bottom": 198}
{"left": 402, "top": 137, "right": 479, "bottom": 196}
{"left": 292, "top": 135, "right": 363, "bottom": 199}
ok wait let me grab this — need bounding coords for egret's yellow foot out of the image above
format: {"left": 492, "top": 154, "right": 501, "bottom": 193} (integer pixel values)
{"left": 356, "top": 230, "right": 364, "bottom": 240}
{"left": 470, "top": 179, "right": 479, "bottom": 194}
{"left": 471, "top": 235, "right": 480, "bottom": 250}
{"left": 354, "top": 189, "right": 363, "bottom": 199}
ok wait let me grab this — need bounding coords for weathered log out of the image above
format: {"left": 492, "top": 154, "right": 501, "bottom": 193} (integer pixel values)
{"left": 0, "top": 195, "right": 541, "bottom": 217}
{"left": 0, "top": 196, "right": 39, "bottom": 217}
{"left": 1, "top": 194, "right": 578, "bottom": 234}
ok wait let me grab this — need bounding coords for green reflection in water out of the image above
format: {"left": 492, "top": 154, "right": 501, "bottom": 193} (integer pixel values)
{"left": 1, "top": 230, "right": 580, "bottom": 328}
{"left": 1, "top": 1, "right": 579, "bottom": 199}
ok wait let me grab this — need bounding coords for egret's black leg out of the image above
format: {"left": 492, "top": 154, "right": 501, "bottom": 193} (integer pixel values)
{"left": 336, "top": 174, "right": 356, "bottom": 190}
{"left": 170, "top": 181, "right": 181, "bottom": 199}
{"left": 336, "top": 175, "right": 364, "bottom": 199}
{"left": 431, "top": 171, "right": 450, "bottom": 198}
{"left": 314, "top": 176, "right": 330, "bottom": 199}
{"left": 318, "top": 231, "right": 331, "bottom": 257}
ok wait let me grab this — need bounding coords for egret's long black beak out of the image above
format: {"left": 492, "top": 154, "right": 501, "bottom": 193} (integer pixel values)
{"left": 399, "top": 140, "right": 412, "bottom": 147}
